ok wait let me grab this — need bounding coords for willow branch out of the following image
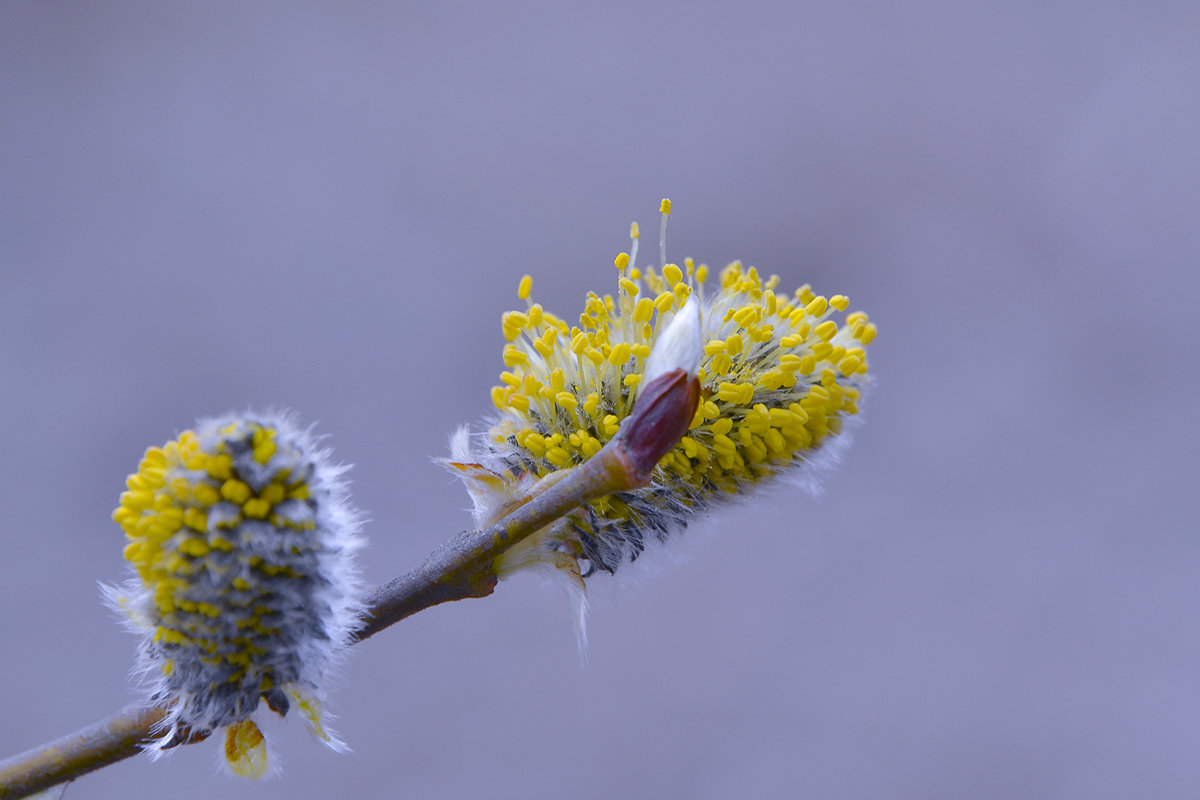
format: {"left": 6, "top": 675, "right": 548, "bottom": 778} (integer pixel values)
{"left": 0, "top": 369, "right": 700, "bottom": 800}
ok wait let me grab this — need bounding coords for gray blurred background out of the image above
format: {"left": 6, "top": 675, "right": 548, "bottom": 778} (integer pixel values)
{"left": 2, "top": 2, "right": 1197, "bottom": 798}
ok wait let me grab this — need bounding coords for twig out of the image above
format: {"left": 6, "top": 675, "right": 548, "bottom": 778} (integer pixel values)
{"left": 0, "top": 369, "right": 699, "bottom": 800}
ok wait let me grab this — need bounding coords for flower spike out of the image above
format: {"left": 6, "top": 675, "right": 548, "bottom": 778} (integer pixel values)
{"left": 447, "top": 200, "right": 875, "bottom": 647}
{"left": 105, "top": 412, "right": 363, "bottom": 776}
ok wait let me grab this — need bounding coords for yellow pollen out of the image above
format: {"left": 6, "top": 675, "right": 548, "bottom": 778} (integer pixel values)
{"left": 481, "top": 206, "right": 874, "bottom": 514}
{"left": 220, "top": 479, "right": 252, "bottom": 505}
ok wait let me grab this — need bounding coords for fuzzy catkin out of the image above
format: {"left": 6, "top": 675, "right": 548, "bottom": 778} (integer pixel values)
{"left": 449, "top": 206, "right": 875, "bottom": 591}
{"left": 106, "top": 412, "right": 363, "bottom": 776}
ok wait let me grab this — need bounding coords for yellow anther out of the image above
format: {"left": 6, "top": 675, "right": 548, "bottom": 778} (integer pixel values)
{"left": 830, "top": 294, "right": 849, "bottom": 311}
{"left": 788, "top": 402, "right": 810, "bottom": 423}
{"left": 515, "top": 375, "right": 537, "bottom": 397}
{"left": 614, "top": 252, "right": 631, "bottom": 271}
{"left": 660, "top": 198, "right": 672, "bottom": 214}
{"left": 157, "top": 507, "right": 184, "bottom": 531}
{"left": 763, "top": 408, "right": 788, "bottom": 428}
{"left": 503, "top": 345, "right": 528, "bottom": 367}
{"left": 633, "top": 297, "right": 655, "bottom": 323}
{"left": 711, "top": 434, "right": 737, "bottom": 455}
{"left": 602, "top": 414, "right": 621, "bottom": 437}
{"left": 778, "top": 354, "right": 802, "bottom": 370}
{"left": 178, "top": 538, "right": 210, "bottom": 558}
{"left": 709, "top": 353, "right": 733, "bottom": 375}
{"left": 203, "top": 454, "right": 231, "bottom": 481}
{"left": 555, "top": 391, "right": 578, "bottom": 411}
{"left": 726, "top": 333, "right": 744, "bottom": 355}
{"left": 581, "top": 436, "right": 603, "bottom": 458}
{"left": 122, "top": 541, "right": 143, "bottom": 563}
{"left": 663, "top": 263, "right": 683, "bottom": 285}
{"left": 623, "top": 374, "right": 641, "bottom": 387}
{"left": 814, "top": 320, "right": 838, "bottom": 341}
{"left": 704, "top": 341, "right": 726, "bottom": 356}
{"left": 805, "top": 296, "right": 828, "bottom": 317}
{"left": 757, "top": 369, "right": 783, "bottom": 390}
{"left": 546, "top": 447, "right": 573, "bottom": 468}
{"left": 142, "top": 447, "right": 167, "bottom": 468}
{"left": 131, "top": 467, "right": 165, "bottom": 490}
{"left": 120, "top": 490, "right": 155, "bottom": 511}
{"left": 518, "top": 274, "right": 533, "bottom": 299}
{"left": 220, "top": 479, "right": 252, "bottom": 505}
{"left": 522, "top": 435, "right": 547, "bottom": 457}
{"left": 501, "top": 312, "right": 525, "bottom": 341}
{"left": 839, "top": 355, "right": 862, "bottom": 375}
{"left": 630, "top": 221, "right": 640, "bottom": 239}
{"left": 619, "top": 278, "right": 640, "bottom": 297}
{"left": 182, "top": 507, "right": 207, "bottom": 532}
{"left": 860, "top": 323, "right": 878, "bottom": 344}
{"left": 189, "top": 481, "right": 219, "bottom": 506}
{"left": 183, "top": 451, "right": 208, "bottom": 471}
{"left": 527, "top": 304, "right": 544, "bottom": 326}
{"left": 653, "top": 291, "right": 675, "bottom": 313}
{"left": 252, "top": 439, "right": 277, "bottom": 464}
{"left": 243, "top": 498, "right": 271, "bottom": 519}
{"left": 717, "top": 382, "right": 744, "bottom": 403}
{"left": 733, "top": 307, "right": 759, "bottom": 327}
{"left": 609, "top": 342, "right": 632, "bottom": 364}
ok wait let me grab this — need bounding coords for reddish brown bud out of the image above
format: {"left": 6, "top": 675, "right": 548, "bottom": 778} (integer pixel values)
{"left": 616, "top": 368, "right": 701, "bottom": 485}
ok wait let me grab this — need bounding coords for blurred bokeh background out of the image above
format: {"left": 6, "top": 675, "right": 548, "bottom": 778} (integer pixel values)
{"left": 2, "top": 2, "right": 1197, "bottom": 798}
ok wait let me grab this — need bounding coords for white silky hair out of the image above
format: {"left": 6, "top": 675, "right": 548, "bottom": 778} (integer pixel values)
{"left": 641, "top": 296, "right": 703, "bottom": 388}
